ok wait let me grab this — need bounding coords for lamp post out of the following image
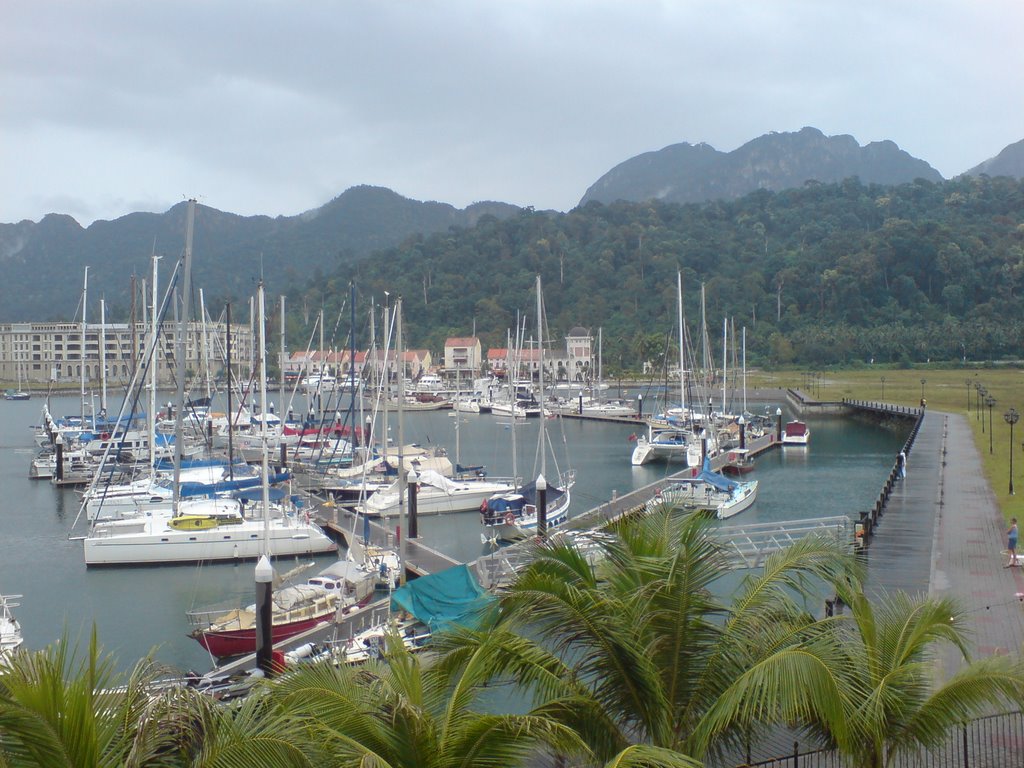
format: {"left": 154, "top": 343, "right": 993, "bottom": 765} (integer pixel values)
{"left": 920, "top": 378, "right": 926, "bottom": 407}
{"left": 978, "top": 386, "right": 986, "bottom": 427}
{"left": 986, "top": 395, "right": 996, "bottom": 454}
{"left": 1005, "top": 408, "right": 1019, "bottom": 495}
{"left": 965, "top": 378, "right": 972, "bottom": 413}
{"left": 880, "top": 376, "right": 885, "bottom": 401}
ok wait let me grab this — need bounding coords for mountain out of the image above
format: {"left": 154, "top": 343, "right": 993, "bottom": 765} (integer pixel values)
{"left": 0, "top": 186, "right": 519, "bottom": 321}
{"left": 579, "top": 127, "right": 943, "bottom": 206}
{"left": 964, "top": 138, "right": 1024, "bottom": 179}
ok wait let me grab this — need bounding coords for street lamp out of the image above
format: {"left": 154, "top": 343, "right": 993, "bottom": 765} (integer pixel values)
{"left": 965, "top": 378, "right": 972, "bottom": 413}
{"left": 920, "top": 378, "right": 926, "bottom": 406}
{"left": 880, "top": 376, "right": 886, "bottom": 401}
{"left": 986, "top": 395, "right": 996, "bottom": 454}
{"left": 978, "top": 386, "right": 986, "bottom": 427}
{"left": 1005, "top": 408, "right": 1019, "bottom": 495}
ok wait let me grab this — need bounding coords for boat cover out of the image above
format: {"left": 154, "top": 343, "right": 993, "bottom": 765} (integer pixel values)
{"left": 696, "top": 458, "right": 739, "bottom": 493}
{"left": 390, "top": 564, "right": 496, "bottom": 632}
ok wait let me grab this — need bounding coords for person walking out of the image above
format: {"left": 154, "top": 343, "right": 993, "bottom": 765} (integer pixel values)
{"left": 897, "top": 451, "right": 907, "bottom": 479}
{"left": 1006, "top": 518, "right": 1019, "bottom": 568}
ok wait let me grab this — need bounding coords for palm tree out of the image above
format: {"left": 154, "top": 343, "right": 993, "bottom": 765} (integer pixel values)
{"left": 435, "top": 508, "right": 863, "bottom": 765}
{"left": 0, "top": 631, "right": 188, "bottom": 767}
{"left": 260, "top": 631, "right": 603, "bottom": 768}
{"left": 814, "top": 589, "right": 1024, "bottom": 768}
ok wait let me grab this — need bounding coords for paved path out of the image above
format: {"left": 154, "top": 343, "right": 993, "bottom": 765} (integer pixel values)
{"left": 868, "top": 410, "right": 1024, "bottom": 678}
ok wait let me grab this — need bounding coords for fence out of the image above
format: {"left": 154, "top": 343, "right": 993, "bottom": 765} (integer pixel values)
{"left": 842, "top": 400, "right": 924, "bottom": 551}
{"left": 733, "top": 711, "right": 1024, "bottom": 768}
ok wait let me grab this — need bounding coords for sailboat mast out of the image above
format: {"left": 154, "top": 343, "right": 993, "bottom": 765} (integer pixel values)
{"left": 742, "top": 325, "right": 748, "bottom": 415}
{"left": 280, "top": 295, "right": 286, "bottom": 415}
{"left": 536, "top": 275, "right": 546, "bottom": 478}
{"left": 99, "top": 298, "right": 107, "bottom": 416}
{"left": 172, "top": 199, "right": 196, "bottom": 514}
{"left": 395, "top": 297, "right": 406, "bottom": 585}
{"left": 199, "top": 288, "right": 211, "bottom": 403}
{"left": 148, "top": 256, "right": 159, "bottom": 470}
{"left": 677, "top": 271, "right": 685, "bottom": 413}
{"left": 226, "top": 302, "right": 235, "bottom": 480}
{"left": 81, "top": 267, "right": 88, "bottom": 426}
{"left": 258, "top": 282, "right": 271, "bottom": 552}
{"left": 722, "top": 317, "right": 727, "bottom": 415}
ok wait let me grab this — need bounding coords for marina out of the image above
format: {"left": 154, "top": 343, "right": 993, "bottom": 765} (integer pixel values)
{"left": 0, "top": 390, "right": 910, "bottom": 675}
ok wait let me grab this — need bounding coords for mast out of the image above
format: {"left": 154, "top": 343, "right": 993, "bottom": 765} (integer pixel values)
{"left": 80, "top": 267, "right": 88, "bottom": 427}
{"left": 99, "top": 297, "right": 107, "bottom": 416}
{"left": 677, "top": 270, "right": 685, "bottom": 413}
{"left": 258, "top": 282, "right": 270, "bottom": 553}
{"left": 280, "top": 295, "right": 286, "bottom": 417}
{"left": 199, "top": 288, "right": 211, "bottom": 403}
{"left": 742, "top": 325, "right": 748, "bottom": 415}
{"left": 148, "top": 256, "right": 159, "bottom": 470}
{"left": 395, "top": 296, "right": 406, "bottom": 585}
{"left": 172, "top": 199, "right": 196, "bottom": 514}
{"left": 536, "top": 275, "right": 546, "bottom": 479}
{"left": 226, "top": 302, "right": 235, "bottom": 480}
{"left": 129, "top": 273, "right": 137, "bottom": 381}
{"left": 722, "top": 317, "right": 728, "bottom": 415}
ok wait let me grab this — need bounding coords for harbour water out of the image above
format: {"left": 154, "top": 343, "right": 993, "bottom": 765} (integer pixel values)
{"left": 0, "top": 393, "right": 908, "bottom": 674}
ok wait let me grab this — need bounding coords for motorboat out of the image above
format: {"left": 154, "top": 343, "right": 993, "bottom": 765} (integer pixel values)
{"left": 0, "top": 594, "right": 23, "bottom": 665}
{"left": 357, "top": 469, "right": 516, "bottom": 518}
{"left": 783, "top": 420, "right": 810, "bottom": 446}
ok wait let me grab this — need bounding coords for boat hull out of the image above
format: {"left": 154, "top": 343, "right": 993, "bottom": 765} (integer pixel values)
{"left": 194, "top": 615, "right": 328, "bottom": 658}
{"left": 83, "top": 514, "right": 336, "bottom": 566}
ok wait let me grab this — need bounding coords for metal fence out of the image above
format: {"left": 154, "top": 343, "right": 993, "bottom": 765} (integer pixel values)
{"left": 732, "top": 711, "right": 1024, "bottom": 768}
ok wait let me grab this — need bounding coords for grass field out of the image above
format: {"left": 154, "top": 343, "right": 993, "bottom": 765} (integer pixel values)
{"left": 751, "top": 366, "right": 1024, "bottom": 523}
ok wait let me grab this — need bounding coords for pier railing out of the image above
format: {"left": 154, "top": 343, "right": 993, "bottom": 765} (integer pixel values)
{"left": 841, "top": 400, "right": 925, "bottom": 550}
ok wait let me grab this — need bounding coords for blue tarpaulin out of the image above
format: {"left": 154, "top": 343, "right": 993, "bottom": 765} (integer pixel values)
{"left": 390, "top": 564, "right": 496, "bottom": 633}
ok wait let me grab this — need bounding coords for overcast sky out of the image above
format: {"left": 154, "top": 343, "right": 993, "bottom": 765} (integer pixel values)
{"left": 2, "top": 1, "right": 1021, "bottom": 226}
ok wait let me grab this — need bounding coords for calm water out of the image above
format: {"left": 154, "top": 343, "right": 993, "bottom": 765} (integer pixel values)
{"left": 0, "top": 393, "right": 907, "bottom": 674}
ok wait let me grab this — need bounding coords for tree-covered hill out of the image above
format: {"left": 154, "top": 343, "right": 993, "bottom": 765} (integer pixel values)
{"left": 304, "top": 174, "right": 1024, "bottom": 369}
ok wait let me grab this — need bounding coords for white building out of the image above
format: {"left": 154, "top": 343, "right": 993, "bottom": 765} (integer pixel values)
{"left": 0, "top": 321, "right": 254, "bottom": 387}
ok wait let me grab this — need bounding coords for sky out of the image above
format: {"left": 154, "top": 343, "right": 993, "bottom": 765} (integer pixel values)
{"left": 2, "top": 1, "right": 1021, "bottom": 226}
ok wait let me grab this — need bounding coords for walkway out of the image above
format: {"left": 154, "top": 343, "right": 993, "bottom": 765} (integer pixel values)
{"left": 868, "top": 410, "right": 1024, "bottom": 678}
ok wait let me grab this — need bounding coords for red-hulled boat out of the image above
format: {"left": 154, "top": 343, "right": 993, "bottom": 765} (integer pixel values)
{"left": 187, "top": 560, "right": 377, "bottom": 659}
{"left": 721, "top": 448, "right": 755, "bottom": 476}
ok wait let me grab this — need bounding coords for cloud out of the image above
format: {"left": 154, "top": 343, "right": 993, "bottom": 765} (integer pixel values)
{"left": 2, "top": 0, "right": 1022, "bottom": 225}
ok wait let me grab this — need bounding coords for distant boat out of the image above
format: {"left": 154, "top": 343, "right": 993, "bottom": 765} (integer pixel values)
{"left": 783, "top": 420, "right": 810, "bottom": 446}
{"left": 3, "top": 389, "right": 30, "bottom": 401}
{"left": 0, "top": 594, "right": 24, "bottom": 665}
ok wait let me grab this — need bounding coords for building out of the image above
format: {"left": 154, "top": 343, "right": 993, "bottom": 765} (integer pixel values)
{"left": 485, "top": 327, "right": 594, "bottom": 383}
{"left": 443, "top": 337, "right": 482, "bottom": 378}
{"left": 0, "top": 321, "right": 254, "bottom": 388}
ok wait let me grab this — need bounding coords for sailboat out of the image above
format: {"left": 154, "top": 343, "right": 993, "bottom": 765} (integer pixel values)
{"left": 82, "top": 203, "right": 336, "bottom": 566}
{"left": 356, "top": 300, "right": 516, "bottom": 519}
{"left": 4, "top": 361, "right": 30, "bottom": 400}
{"left": 631, "top": 271, "right": 702, "bottom": 467}
{"left": 481, "top": 275, "right": 575, "bottom": 541}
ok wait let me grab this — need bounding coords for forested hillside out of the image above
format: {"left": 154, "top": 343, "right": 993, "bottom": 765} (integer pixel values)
{"left": 296, "top": 174, "right": 1024, "bottom": 369}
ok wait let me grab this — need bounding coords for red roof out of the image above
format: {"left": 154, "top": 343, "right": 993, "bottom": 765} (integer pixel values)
{"left": 445, "top": 336, "right": 479, "bottom": 347}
